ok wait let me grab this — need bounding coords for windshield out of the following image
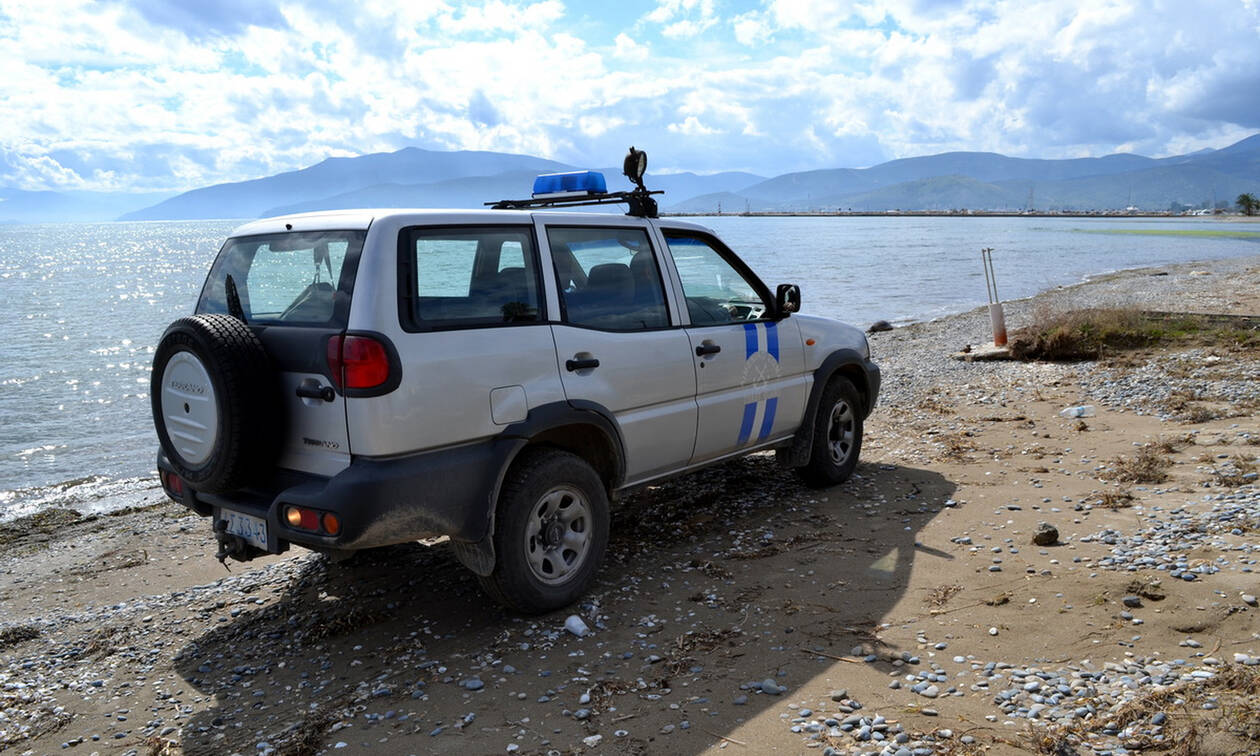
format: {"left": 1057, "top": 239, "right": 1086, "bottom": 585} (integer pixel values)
{"left": 196, "top": 230, "right": 365, "bottom": 326}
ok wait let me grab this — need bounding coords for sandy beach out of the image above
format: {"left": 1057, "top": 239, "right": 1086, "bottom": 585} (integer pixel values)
{"left": 2, "top": 256, "right": 1258, "bottom": 756}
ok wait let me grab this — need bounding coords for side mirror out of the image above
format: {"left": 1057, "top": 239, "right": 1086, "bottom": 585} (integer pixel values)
{"left": 776, "top": 283, "right": 801, "bottom": 316}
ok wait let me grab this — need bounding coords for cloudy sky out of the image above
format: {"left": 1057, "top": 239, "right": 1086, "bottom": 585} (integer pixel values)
{"left": 1, "top": 0, "right": 1257, "bottom": 192}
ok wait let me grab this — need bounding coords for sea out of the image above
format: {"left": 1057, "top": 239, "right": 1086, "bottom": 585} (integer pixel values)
{"left": 2, "top": 215, "right": 1258, "bottom": 521}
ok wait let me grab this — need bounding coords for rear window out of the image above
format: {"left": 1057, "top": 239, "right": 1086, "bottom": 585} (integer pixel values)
{"left": 399, "top": 226, "right": 543, "bottom": 331}
{"left": 197, "top": 231, "right": 365, "bottom": 327}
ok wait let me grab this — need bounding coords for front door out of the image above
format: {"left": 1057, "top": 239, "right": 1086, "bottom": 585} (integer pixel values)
{"left": 542, "top": 224, "right": 698, "bottom": 484}
{"left": 658, "top": 230, "right": 808, "bottom": 464}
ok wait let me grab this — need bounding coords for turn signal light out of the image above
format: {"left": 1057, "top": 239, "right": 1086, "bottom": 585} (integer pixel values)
{"left": 322, "top": 513, "right": 341, "bottom": 535}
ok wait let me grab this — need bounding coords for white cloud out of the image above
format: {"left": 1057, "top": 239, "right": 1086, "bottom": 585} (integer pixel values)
{"left": 668, "top": 115, "right": 719, "bottom": 136}
{"left": 732, "top": 12, "right": 773, "bottom": 45}
{"left": 643, "top": 0, "right": 719, "bottom": 38}
{"left": 0, "top": 0, "right": 1256, "bottom": 190}
{"left": 0, "top": 146, "right": 90, "bottom": 188}
{"left": 612, "top": 32, "right": 649, "bottom": 60}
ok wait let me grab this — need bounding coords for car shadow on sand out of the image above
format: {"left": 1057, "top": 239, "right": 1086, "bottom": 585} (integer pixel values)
{"left": 172, "top": 453, "right": 956, "bottom": 755}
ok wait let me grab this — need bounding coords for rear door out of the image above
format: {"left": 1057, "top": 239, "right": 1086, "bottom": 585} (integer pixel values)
{"left": 343, "top": 223, "right": 564, "bottom": 458}
{"left": 196, "top": 229, "right": 364, "bottom": 477}
{"left": 540, "top": 221, "right": 698, "bottom": 484}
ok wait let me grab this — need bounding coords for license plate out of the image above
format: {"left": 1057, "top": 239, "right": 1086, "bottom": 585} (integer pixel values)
{"left": 222, "top": 510, "right": 268, "bottom": 550}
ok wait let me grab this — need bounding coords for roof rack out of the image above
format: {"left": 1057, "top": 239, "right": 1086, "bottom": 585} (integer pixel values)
{"left": 487, "top": 147, "right": 663, "bottom": 218}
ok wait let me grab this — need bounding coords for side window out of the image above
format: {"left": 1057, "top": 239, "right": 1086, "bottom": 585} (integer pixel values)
{"left": 498, "top": 241, "right": 525, "bottom": 272}
{"left": 663, "top": 233, "right": 770, "bottom": 324}
{"left": 547, "top": 226, "right": 669, "bottom": 331}
{"left": 401, "top": 227, "right": 542, "bottom": 330}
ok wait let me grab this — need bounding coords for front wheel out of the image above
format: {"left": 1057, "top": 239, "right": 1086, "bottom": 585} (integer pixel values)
{"left": 798, "top": 377, "right": 864, "bottom": 488}
{"left": 478, "top": 449, "right": 609, "bottom": 614}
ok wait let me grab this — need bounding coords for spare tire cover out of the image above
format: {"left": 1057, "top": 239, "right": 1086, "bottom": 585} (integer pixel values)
{"left": 151, "top": 314, "right": 282, "bottom": 494}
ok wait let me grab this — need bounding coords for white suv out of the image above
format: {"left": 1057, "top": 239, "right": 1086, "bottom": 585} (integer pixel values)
{"left": 152, "top": 151, "right": 879, "bottom": 613}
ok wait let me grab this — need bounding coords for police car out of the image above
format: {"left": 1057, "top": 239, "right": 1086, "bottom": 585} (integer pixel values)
{"left": 151, "top": 148, "right": 880, "bottom": 613}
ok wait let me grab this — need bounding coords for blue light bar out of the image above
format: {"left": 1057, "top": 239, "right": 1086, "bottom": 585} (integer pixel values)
{"left": 532, "top": 170, "right": 607, "bottom": 198}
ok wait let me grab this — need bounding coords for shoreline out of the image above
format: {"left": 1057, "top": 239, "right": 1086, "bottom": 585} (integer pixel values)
{"left": 4, "top": 252, "right": 1259, "bottom": 525}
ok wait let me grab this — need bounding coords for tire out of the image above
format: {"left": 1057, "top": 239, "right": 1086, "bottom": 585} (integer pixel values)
{"left": 798, "top": 376, "right": 864, "bottom": 488}
{"left": 151, "top": 314, "right": 282, "bottom": 494}
{"left": 478, "top": 448, "right": 609, "bottom": 614}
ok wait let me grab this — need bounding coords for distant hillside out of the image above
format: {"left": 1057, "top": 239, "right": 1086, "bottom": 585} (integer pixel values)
{"left": 667, "top": 134, "right": 1260, "bottom": 213}
{"left": 263, "top": 168, "right": 764, "bottom": 217}
{"left": 120, "top": 148, "right": 574, "bottom": 221}
{"left": 0, "top": 189, "right": 175, "bottom": 223}
{"left": 829, "top": 175, "right": 1020, "bottom": 212}
{"left": 6, "top": 136, "right": 1259, "bottom": 222}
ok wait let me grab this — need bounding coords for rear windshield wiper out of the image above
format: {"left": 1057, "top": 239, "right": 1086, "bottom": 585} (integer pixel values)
{"left": 225, "top": 274, "right": 246, "bottom": 322}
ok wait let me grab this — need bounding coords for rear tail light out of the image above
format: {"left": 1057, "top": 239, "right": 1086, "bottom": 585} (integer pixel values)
{"left": 326, "top": 334, "right": 392, "bottom": 391}
{"left": 160, "top": 470, "right": 184, "bottom": 498}
{"left": 284, "top": 505, "right": 341, "bottom": 536}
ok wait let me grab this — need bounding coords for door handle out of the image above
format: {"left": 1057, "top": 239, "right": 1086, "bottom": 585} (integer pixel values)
{"left": 695, "top": 343, "right": 722, "bottom": 356}
{"left": 566, "top": 357, "right": 600, "bottom": 371}
{"left": 296, "top": 384, "right": 336, "bottom": 402}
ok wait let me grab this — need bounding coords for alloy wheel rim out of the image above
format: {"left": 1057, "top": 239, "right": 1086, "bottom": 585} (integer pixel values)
{"left": 523, "top": 485, "right": 592, "bottom": 585}
{"left": 827, "top": 399, "right": 855, "bottom": 465}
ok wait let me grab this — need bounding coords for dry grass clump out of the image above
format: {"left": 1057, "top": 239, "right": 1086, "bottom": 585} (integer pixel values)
{"left": 1108, "top": 445, "right": 1173, "bottom": 484}
{"left": 1212, "top": 455, "right": 1258, "bottom": 487}
{"left": 1010, "top": 307, "right": 1154, "bottom": 361}
{"left": 1093, "top": 490, "right": 1137, "bottom": 509}
{"left": 925, "top": 584, "right": 963, "bottom": 607}
{"left": 1010, "top": 308, "right": 1260, "bottom": 362}
{"left": 1154, "top": 433, "right": 1195, "bottom": 454}
{"left": 268, "top": 703, "right": 341, "bottom": 756}
{"left": 1166, "top": 401, "right": 1223, "bottom": 424}
{"left": 937, "top": 431, "right": 978, "bottom": 461}
{"left": 143, "top": 735, "right": 179, "bottom": 756}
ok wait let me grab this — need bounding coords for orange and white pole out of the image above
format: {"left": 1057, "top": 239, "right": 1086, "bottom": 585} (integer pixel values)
{"left": 982, "top": 247, "right": 1007, "bottom": 346}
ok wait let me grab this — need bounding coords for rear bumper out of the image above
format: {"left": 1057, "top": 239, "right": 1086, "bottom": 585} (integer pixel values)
{"left": 158, "top": 436, "right": 525, "bottom": 554}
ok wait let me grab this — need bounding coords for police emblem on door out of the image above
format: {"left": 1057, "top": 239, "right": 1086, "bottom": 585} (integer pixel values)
{"left": 738, "top": 322, "right": 781, "bottom": 445}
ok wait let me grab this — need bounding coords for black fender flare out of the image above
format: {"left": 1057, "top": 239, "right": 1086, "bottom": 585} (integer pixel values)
{"left": 450, "top": 400, "right": 626, "bottom": 576}
{"left": 781, "top": 350, "right": 881, "bottom": 467}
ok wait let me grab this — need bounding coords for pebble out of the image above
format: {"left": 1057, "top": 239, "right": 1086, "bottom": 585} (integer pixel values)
{"left": 1032, "top": 522, "right": 1059, "bottom": 546}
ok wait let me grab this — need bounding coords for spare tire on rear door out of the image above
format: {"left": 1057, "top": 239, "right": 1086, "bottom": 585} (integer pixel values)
{"left": 151, "top": 314, "right": 282, "bottom": 494}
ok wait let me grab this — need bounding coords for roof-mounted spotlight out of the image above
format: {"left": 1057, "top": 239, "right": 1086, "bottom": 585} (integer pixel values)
{"left": 623, "top": 146, "right": 648, "bottom": 190}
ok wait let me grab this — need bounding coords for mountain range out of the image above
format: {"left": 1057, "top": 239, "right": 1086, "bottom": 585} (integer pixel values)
{"left": 2, "top": 136, "right": 1257, "bottom": 223}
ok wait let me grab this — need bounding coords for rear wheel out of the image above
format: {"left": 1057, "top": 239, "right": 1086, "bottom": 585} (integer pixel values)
{"left": 798, "top": 376, "right": 863, "bottom": 488}
{"left": 151, "top": 314, "right": 282, "bottom": 494}
{"left": 478, "top": 448, "right": 609, "bottom": 614}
